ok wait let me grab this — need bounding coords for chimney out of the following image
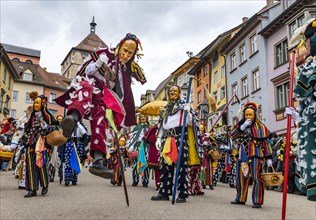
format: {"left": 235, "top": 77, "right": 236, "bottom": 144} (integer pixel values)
{"left": 266, "top": 0, "right": 274, "bottom": 6}
{"left": 242, "top": 17, "right": 248, "bottom": 23}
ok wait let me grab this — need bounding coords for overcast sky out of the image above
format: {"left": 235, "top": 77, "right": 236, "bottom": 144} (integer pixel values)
{"left": 1, "top": 0, "right": 267, "bottom": 106}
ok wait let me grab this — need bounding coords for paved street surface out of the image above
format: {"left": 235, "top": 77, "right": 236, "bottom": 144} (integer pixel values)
{"left": 1, "top": 167, "right": 315, "bottom": 220}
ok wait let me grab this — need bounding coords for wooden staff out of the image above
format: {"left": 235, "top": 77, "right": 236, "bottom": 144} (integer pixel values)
{"left": 209, "top": 94, "right": 240, "bottom": 133}
{"left": 171, "top": 77, "right": 193, "bottom": 205}
{"left": 282, "top": 50, "right": 296, "bottom": 220}
{"left": 113, "top": 130, "right": 129, "bottom": 207}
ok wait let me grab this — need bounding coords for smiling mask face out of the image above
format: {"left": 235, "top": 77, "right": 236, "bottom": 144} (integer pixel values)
{"left": 168, "top": 86, "right": 180, "bottom": 102}
{"left": 118, "top": 39, "right": 137, "bottom": 64}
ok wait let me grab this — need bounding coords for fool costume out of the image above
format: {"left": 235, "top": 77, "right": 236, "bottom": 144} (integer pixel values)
{"left": 23, "top": 92, "right": 58, "bottom": 198}
{"left": 230, "top": 102, "right": 272, "bottom": 208}
{"left": 55, "top": 33, "right": 146, "bottom": 179}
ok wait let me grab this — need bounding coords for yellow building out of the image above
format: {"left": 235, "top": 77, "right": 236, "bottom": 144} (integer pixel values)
{"left": 0, "top": 44, "right": 19, "bottom": 121}
{"left": 191, "top": 25, "right": 242, "bottom": 130}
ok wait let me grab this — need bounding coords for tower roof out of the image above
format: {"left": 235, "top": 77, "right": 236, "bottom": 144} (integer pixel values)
{"left": 75, "top": 32, "right": 107, "bottom": 52}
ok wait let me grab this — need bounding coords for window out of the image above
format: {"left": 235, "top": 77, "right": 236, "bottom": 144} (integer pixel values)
{"left": 23, "top": 72, "right": 33, "bottom": 81}
{"left": 214, "top": 71, "right": 218, "bottom": 84}
{"left": 230, "top": 53, "right": 236, "bottom": 70}
{"left": 25, "top": 60, "right": 33, "bottom": 64}
{"left": 213, "top": 91, "right": 218, "bottom": 102}
{"left": 197, "top": 72, "right": 201, "bottom": 86}
{"left": 178, "top": 76, "right": 183, "bottom": 87}
{"left": 221, "top": 65, "right": 225, "bottom": 78}
{"left": 220, "top": 86, "right": 226, "bottom": 100}
{"left": 12, "top": 58, "right": 20, "bottom": 62}
{"left": 203, "top": 65, "right": 208, "bottom": 76}
{"left": 253, "top": 69, "right": 260, "bottom": 91}
{"left": 25, "top": 92, "right": 32, "bottom": 103}
{"left": 241, "top": 77, "right": 248, "bottom": 98}
{"left": 8, "top": 76, "right": 11, "bottom": 90}
{"left": 183, "top": 73, "right": 188, "bottom": 85}
{"left": 275, "top": 39, "right": 288, "bottom": 67}
{"left": 298, "top": 15, "right": 305, "bottom": 27}
{"left": 12, "top": 91, "right": 18, "bottom": 101}
{"left": 250, "top": 34, "right": 258, "bottom": 54}
{"left": 276, "top": 82, "right": 290, "bottom": 109}
{"left": 212, "top": 51, "right": 218, "bottom": 68}
{"left": 2, "top": 68, "right": 7, "bottom": 83}
{"left": 289, "top": 15, "right": 305, "bottom": 38}
{"left": 10, "top": 109, "right": 16, "bottom": 119}
{"left": 240, "top": 44, "right": 246, "bottom": 63}
{"left": 5, "top": 95, "right": 10, "bottom": 108}
{"left": 311, "top": 11, "right": 316, "bottom": 18}
{"left": 0, "top": 89, "right": 5, "bottom": 112}
{"left": 197, "top": 91, "right": 201, "bottom": 103}
{"left": 232, "top": 83, "right": 238, "bottom": 102}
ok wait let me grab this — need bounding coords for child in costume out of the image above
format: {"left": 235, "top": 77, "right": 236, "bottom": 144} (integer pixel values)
{"left": 128, "top": 115, "right": 150, "bottom": 187}
{"left": 110, "top": 134, "right": 128, "bottom": 186}
{"left": 144, "top": 124, "right": 161, "bottom": 190}
{"left": 55, "top": 33, "right": 146, "bottom": 179}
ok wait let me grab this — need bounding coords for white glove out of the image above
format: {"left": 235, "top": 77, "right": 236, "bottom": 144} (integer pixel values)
{"left": 95, "top": 54, "right": 109, "bottom": 68}
{"left": 183, "top": 103, "right": 190, "bottom": 112}
{"left": 155, "top": 137, "right": 162, "bottom": 151}
{"left": 240, "top": 119, "right": 252, "bottom": 131}
{"left": 284, "top": 107, "right": 299, "bottom": 120}
{"left": 267, "top": 159, "right": 273, "bottom": 167}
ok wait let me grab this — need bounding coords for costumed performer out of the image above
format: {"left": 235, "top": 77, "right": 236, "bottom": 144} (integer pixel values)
{"left": 230, "top": 102, "right": 272, "bottom": 208}
{"left": 55, "top": 33, "right": 146, "bottom": 179}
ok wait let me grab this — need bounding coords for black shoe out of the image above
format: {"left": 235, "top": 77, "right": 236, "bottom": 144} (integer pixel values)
{"left": 202, "top": 185, "right": 206, "bottom": 189}
{"left": 41, "top": 187, "right": 48, "bottom": 195}
{"left": 15, "top": 175, "right": 19, "bottom": 179}
{"left": 72, "top": 181, "right": 77, "bottom": 186}
{"left": 132, "top": 182, "right": 138, "bottom": 187}
{"left": 209, "top": 185, "right": 214, "bottom": 190}
{"left": 143, "top": 184, "right": 148, "bottom": 188}
{"left": 231, "top": 200, "right": 245, "bottom": 205}
{"left": 151, "top": 194, "right": 169, "bottom": 201}
{"left": 65, "top": 181, "right": 70, "bottom": 186}
{"left": 61, "top": 115, "right": 76, "bottom": 138}
{"left": 24, "top": 191, "right": 37, "bottom": 198}
{"left": 229, "top": 184, "right": 236, "bottom": 188}
{"left": 252, "top": 203, "right": 262, "bottom": 208}
{"left": 18, "top": 186, "right": 25, "bottom": 190}
{"left": 89, "top": 159, "right": 114, "bottom": 179}
{"left": 176, "top": 197, "right": 186, "bottom": 203}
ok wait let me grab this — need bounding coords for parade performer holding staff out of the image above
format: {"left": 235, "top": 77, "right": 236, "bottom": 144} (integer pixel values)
{"left": 151, "top": 84, "right": 202, "bottom": 203}
{"left": 286, "top": 18, "right": 316, "bottom": 201}
{"left": 128, "top": 115, "right": 149, "bottom": 187}
{"left": 23, "top": 91, "right": 58, "bottom": 198}
{"left": 55, "top": 33, "right": 146, "bottom": 179}
{"left": 230, "top": 102, "right": 272, "bottom": 208}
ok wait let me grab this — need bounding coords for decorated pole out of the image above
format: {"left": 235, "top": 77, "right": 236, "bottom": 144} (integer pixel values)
{"left": 171, "top": 77, "right": 193, "bottom": 205}
{"left": 209, "top": 94, "right": 240, "bottom": 133}
{"left": 282, "top": 50, "right": 296, "bottom": 220}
